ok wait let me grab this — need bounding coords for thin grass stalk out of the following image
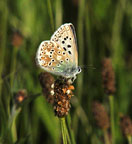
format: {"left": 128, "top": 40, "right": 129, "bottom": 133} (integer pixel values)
{"left": 8, "top": 46, "right": 18, "bottom": 117}
{"left": 111, "top": 2, "right": 127, "bottom": 142}
{"left": 0, "top": 0, "right": 8, "bottom": 108}
{"left": 76, "top": 0, "right": 85, "bottom": 100}
{"left": 127, "top": 136, "right": 132, "bottom": 144}
{"left": 60, "top": 118, "right": 67, "bottom": 144}
{"left": 67, "top": 115, "right": 76, "bottom": 144}
{"left": 63, "top": 117, "right": 71, "bottom": 144}
{"left": 111, "top": 0, "right": 127, "bottom": 66}
{"left": 55, "top": 0, "right": 62, "bottom": 28}
{"left": 10, "top": 47, "right": 18, "bottom": 89}
{"left": 103, "top": 129, "right": 110, "bottom": 144}
{"left": 73, "top": 0, "right": 85, "bottom": 135}
{"left": 47, "top": 0, "right": 54, "bottom": 32}
{"left": 109, "top": 95, "right": 115, "bottom": 144}
{"left": 8, "top": 105, "right": 21, "bottom": 143}
{"left": 85, "top": 3, "right": 93, "bottom": 64}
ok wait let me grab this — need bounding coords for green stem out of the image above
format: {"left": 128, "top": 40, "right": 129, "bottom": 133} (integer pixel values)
{"left": 0, "top": 0, "right": 8, "bottom": 108}
{"left": 8, "top": 105, "right": 21, "bottom": 143}
{"left": 104, "top": 129, "right": 110, "bottom": 144}
{"left": 55, "top": 0, "right": 62, "bottom": 28}
{"left": 47, "top": 0, "right": 54, "bottom": 32}
{"left": 60, "top": 118, "right": 67, "bottom": 144}
{"left": 127, "top": 136, "right": 132, "bottom": 144}
{"left": 67, "top": 115, "right": 76, "bottom": 144}
{"left": 8, "top": 46, "right": 18, "bottom": 116}
{"left": 63, "top": 118, "right": 71, "bottom": 144}
{"left": 73, "top": 0, "right": 85, "bottom": 135}
{"left": 109, "top": 95, "right": 115, "bottom": 144}
{"left": 10, "top": 47, "right": 18, "bottom": 89}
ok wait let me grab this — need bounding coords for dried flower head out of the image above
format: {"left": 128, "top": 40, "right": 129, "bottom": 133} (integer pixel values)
{"left": 120, "top": 115, "right": 132, "bottom": 137}
{"left": 53, "top": 77, "right": 74, "bottom": 118}
{"left": 12, "top": 31, "right": 23, "bottom": 47}
{"left": 39, "top": 72, "right": 55, "bottom": 104}
{"left": 14, "top": 89, "right": 27, "bottom": 104}
{"left": 92, "top": 101, "right": 110, "bottom": 130}
{"left": 102, "top": 58, "right": 116, "bottom": 95}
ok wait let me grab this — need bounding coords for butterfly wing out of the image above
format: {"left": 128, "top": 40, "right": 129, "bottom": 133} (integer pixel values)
{"left": 36, "top": 40, "right": 74, "bottom": 76}
{"left": 50, "top": 23, "right": 78, "bottom": 67}
{"left": 36, "top": 23, "right": 79, "bottom": 78}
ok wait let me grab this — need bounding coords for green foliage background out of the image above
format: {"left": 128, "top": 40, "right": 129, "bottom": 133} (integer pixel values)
{"left": 0, "top": 0, "right": 132, "bottom": 143}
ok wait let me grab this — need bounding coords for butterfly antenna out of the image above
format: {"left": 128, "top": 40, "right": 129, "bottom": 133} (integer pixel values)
{"left": 80, "top": 65, "right": 96, "bottom": 70}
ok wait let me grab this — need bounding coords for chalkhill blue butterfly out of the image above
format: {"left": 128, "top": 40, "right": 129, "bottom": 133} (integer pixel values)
{"left": 36, "top": 23, "right": 81, "bottom": 80}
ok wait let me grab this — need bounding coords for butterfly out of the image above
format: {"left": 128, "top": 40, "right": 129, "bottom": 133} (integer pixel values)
{"left": 36, "top": 23, "right": 81, "bottom": 80}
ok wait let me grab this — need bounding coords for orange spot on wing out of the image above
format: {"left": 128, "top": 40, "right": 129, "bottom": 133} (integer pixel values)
{"left": 41, "top": 57, "right": 45, "bottom": 60}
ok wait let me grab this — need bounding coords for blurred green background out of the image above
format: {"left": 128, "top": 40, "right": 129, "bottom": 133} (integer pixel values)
{"left": 0, "top": 0, "right": 132, "bottom": 143}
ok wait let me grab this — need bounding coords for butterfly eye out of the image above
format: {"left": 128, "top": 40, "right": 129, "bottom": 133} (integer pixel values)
{"left": 78, "top": 67, "right": 81, "bottom": 73}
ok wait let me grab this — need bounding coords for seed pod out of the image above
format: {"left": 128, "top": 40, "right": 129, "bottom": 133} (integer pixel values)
{"left": 53, "top": 77, "right": 74, "bottom": 118}
{"left": 102, "top": 58, "right": 116, "bottom": 95}
{"left": 120, "top": 115, "right": 132, "bottom": 137}
{"left": 92, "top": 101, "right": 110, "bottom": 130}
{"left": 14, "top": 89, "right": 27, "bottom": 105}
{"left": 39, "top": 72, "right": 55, "bottom": 104}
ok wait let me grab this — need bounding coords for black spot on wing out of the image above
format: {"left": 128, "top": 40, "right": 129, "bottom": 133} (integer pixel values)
{"left": 62, "top": 41, "right": 65, "bottom": 44}
{"left": 67, "top": 45, "right": 71, "bottom": 48}
{"left": 68, "top": 51, "right": 72, "bottom": 55}
{"left": 63, "top": 47, "right": 67, "bottom": 51}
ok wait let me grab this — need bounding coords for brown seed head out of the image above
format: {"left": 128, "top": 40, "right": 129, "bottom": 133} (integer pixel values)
{"left": 14, "top": 89, "right": 27, "bottom": 104}
{"left": 92, "top": 101, "right": 110, "bottom": 130}
{"left": 12, "top": 31, "right": 23, "bottom": 47}
{"left": 39, "top": 72, "right": 55, "bottom": 104}
{"left": 102, "top": 58, "right": 116, "bottom": 95}
{"left": 120, "top": 115, "right": 132, "bottom": 137}
{"left": 53, "top": 78, "right": 74, "bottom": 118}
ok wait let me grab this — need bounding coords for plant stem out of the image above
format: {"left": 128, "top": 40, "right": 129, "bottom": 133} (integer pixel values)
{"left": 47, "top": 0, "right": 54, "bottom": 32}
{"left": 63, "top": 117, "right": 71, "bottom": 144}
{"left": 8, "top": 46, "right": 18, "bottom": 116}
{"left": 127, "top": 136, "right": 132, "bottom": 144}
{"left": 67, "top": 115, "right": 76, "bottom": 144}
{"left": 60, "top": 118, "right": 67, "bottom": 144}
{"left": 8, "top": 105, "right": 21, "bottom": 143}
{"left": 109, "top": 95, "right": 115, "bottom": 144}
{"left": 55, "top": 0, "right": 62, "bottom": 28}
{"left": 73, "top": 0, "right": 85, "bottom": 135}
{"left": 104, "top": 129, "right": 110, "bottom": 144}
{"left": 0, "top": 0, "right": 8, "bottom": 108}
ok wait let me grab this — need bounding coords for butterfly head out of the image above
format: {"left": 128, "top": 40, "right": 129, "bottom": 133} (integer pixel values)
{"left": 62, "top": 66, "right": 81, "bottom": 78}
